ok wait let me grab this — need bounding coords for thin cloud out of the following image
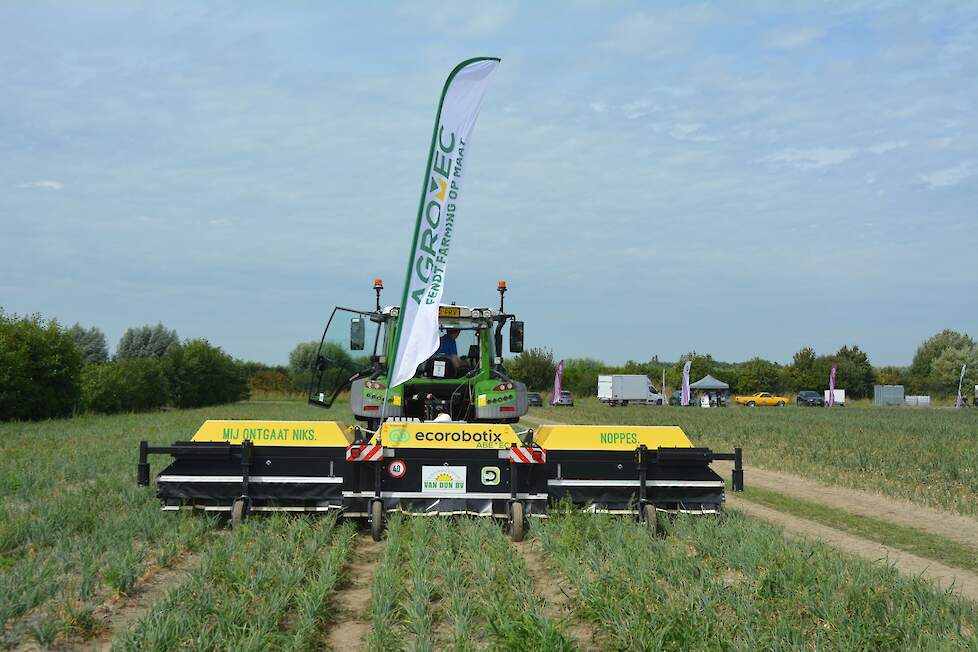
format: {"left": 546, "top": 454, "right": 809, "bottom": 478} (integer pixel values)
{"left": 765, "top": 27, "right": 824, "bottom": 49}
{"left": 920, "top": 162, "right": 975, "bottom": 188}
{"left": 764, "top": 147, "right": 858, "bottom": 170}
{"left": 14, "top": 180, "right": 64, "bottom": 190}
{"left": 868, "top": 140, "right": 909, "bottom": 154}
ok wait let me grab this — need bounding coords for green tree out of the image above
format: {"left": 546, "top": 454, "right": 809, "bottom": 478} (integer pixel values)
{"left": 786, "top": 346, "right": 822, "bottom": 391}
{"left": 117, "top": 323, "right": 179, "bottom": 359}
{"left": 0, "top": 310, "right": 83, "bottom": 420}
{"left": 67, "top": 323, "right": 109, "bottom": 364}
{"left": 831, "top": 345, "right": 875, "bottom": 400}
{"left": 735, "top": 358, "right": 784, "bottom": 393}
{"left": 506, "top": 348, "right": 556, "bottom": 391}
{"left": 875, "top": 365, "right": 906, "bottom": 385}
{"left": 929, "top": 345, "right": 978, "bottom": 398}
{"left": 908, "top": 330, "right": 976, "bottom": 394}
{"left": 561, "top": 358, "right": 608, "bottom": 397}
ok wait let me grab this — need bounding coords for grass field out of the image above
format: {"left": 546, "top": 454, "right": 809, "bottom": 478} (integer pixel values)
{"left": 2, "top": 400, "right": 977, "bottom": 649}
{"left": 533, "top": 398, "right": 978, "bottom": 517}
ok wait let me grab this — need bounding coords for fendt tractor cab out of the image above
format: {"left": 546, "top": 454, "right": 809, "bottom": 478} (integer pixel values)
{"left": 308, "top": 280, "right": 528, "bottom": 430}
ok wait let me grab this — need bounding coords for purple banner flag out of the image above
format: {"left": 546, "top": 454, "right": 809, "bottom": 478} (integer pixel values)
{"left": 681, "top": 360, "right": 692, "bottom": 407}
{"left": 956, "top": 364, "right": 967, "bottom": 409}
{"left": 551, "top": 359, "right": 565, "bottom": 406}
{"left": 828, "top": 363, "right": 837, "bottom": 407}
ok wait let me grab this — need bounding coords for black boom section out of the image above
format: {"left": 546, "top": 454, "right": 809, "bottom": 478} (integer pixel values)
{"left": 143, "top": 441, "right": 349, "bottom": 510}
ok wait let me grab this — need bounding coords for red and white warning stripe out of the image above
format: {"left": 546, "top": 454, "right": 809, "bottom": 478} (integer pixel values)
{"left": 346, "top": 443, "right": 384, "bottom": 462}
{"left": 509, "top": 446, "right": 546, "bottom": 464}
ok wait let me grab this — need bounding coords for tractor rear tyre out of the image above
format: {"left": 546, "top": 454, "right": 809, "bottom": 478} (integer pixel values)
{"left": 231, "top": 498, "right": 247, "bottom": 528}
{"left": 510, "top": 501, "right": 525, "bottom": 542}
{"left": 370, "top": 499, "right": 384, "bottom": 542}
{"left": 643, "top": 503, "right": 657, "bottom": 534}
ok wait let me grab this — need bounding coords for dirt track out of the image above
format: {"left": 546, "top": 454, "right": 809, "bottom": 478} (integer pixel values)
{"left": 713, "top": 460, "right": 978, "bottom": 549}
{"left": 514, "top": 539, "right": 598, "bottom": 649}
{"left": 324, "top": 534, "right": 382, "bottom": 652}
{"left": 80, "top": 548, "right": 205, "bottom": 651}
{"left": 729, "top": 496, "right": 978, "bottom": 601}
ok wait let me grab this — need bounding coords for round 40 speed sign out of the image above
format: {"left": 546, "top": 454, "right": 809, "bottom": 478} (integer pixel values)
{"left": 387, "top": 459, "right": 407, "bottom": 479}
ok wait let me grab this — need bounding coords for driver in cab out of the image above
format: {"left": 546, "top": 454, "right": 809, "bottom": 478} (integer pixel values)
{"left": 437, "top": 328, "right": 461, "bottom": 360}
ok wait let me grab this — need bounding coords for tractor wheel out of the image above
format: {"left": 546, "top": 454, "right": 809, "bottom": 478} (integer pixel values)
{"left": 642, "top": 504, "right": 658, "bottom": 533}
{"left": 231, "top": 498, "right": 247, "bottom": 528}
{"left": 509, "top": 502, "right": 525, "bottom": 542}
{"left": 370, "top": 500, "right": 384, "bottom": 541}
{"left": 370, "top": 499, "right": 385, "bottom": 542}
{"left": 747, "top": 401, "right": 755, "bottom": 408}
{"left": 778, "top": 400, "right": 785, "bottom": 407}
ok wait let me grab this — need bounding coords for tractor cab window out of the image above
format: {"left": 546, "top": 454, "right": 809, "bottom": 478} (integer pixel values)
{"left": 420, "top": 325, "right": 482, "bottom": 379}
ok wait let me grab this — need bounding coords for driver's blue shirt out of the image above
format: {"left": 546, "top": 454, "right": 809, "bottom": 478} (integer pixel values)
{"left": 436, "top": 333, "right": 457, "bottom": 356}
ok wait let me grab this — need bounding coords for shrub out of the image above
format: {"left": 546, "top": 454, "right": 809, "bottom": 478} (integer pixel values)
{"left": 506, "top": 348, "right": 556, "bottom": 391}
{"left": 162, "top": 340, "right": 249, "bottom": 408}
{"left": 81, "top": 358, "right": 166, "bottom": 414}
{"left": 0, "top": 310, "right": 82, "bottom": 421}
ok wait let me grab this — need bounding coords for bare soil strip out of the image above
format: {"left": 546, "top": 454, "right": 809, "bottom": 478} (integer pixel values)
{"left": 324, "top": 533, "right": 383, "bottom": 652}
{"left": 78, "top": 549, "right": 205, "bottom": 652}
{"left": 514, "top": 538, "right": 598, "bottom": 650}
{"left": 714, "top": 460, "right": 978, "bottom": 550}
{"left": 522, "top": 415, "right": 978, "bottom": 548}
{"left": 728, "top": 495, "right": 978, "bottom": 602}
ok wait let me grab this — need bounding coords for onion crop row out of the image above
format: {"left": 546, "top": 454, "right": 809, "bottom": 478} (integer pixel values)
{"left": 367, "top": 516, "right": 575, "bottom": 651}
{"left": 537, "top": 506, "right": 978, "bottom": 650}
{"left": 116, "top": 513, "right": 354, "bottom": 651}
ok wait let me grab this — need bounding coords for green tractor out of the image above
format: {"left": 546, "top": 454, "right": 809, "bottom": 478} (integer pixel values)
{"left": 308, "top": 279, "right": 528, "bottom": 430}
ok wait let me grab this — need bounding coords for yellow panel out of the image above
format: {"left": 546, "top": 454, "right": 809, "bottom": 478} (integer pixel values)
{"left": 438, "top": 306, "right": 461, "bottom": 317}
{"left": 533, "top": 425, "right": 692, "bottom": 451}
{"left": 192, "top": 420, "right": 352, "bottom": 447}
{"left": 375, "top": 422, "right": 520, "bottom": 449}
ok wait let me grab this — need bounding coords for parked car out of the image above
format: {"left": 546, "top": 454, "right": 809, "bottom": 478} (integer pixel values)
{"left": 796, "top": 390, "right": 824, "bottom": 407}
{"left": 526, "top": 392, "right": 543, "bottom": 407}
{"left": 554, "top": 390, "right": 575, "bottom": 407}
{"left": 734, "top": 392, "right": 790, "bottom": 407}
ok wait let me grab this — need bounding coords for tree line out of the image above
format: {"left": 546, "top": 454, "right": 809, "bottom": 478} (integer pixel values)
{"left": 505, "top": 329, "right": 978, "bottom": 400}
{"left": 0, "top": 312, "right": 250, "bottom": 421}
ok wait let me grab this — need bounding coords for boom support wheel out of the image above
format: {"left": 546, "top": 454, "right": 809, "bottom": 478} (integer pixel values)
{"left": 509, "top": 501, "right": 525, "bottom": 542}
{"left": 231, "top": 498, "right": 247, "bottom": 528}
{"left": 370, "top": 499, "right": 385, "bottom": 542}
{"left": 642, "top": 503, "right": 657, "bottom": 534}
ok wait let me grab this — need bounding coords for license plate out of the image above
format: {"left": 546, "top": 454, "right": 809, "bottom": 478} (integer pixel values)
{"left": 439, "top": 306, "right": 461, "bottom": 317}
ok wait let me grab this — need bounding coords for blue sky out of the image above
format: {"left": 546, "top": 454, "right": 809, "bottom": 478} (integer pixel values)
{"left": 2, "top": 1, "right": 975, "bottom": 367}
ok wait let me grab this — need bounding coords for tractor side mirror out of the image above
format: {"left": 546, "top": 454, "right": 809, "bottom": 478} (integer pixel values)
{"left": 350, "top": 317, "right": 365, "bottom": 351}
{"left": 509, "top": 320, "right": 524, "bottom": 353}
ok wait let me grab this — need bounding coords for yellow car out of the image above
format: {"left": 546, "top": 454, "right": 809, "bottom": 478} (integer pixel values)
{"left": 734, "top": 392, "right": 789, "bottom": 407}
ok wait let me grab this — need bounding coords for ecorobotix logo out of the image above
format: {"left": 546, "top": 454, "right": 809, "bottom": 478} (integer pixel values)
{"left": 388, "top": 428, "right": 411, "bottom": 443}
